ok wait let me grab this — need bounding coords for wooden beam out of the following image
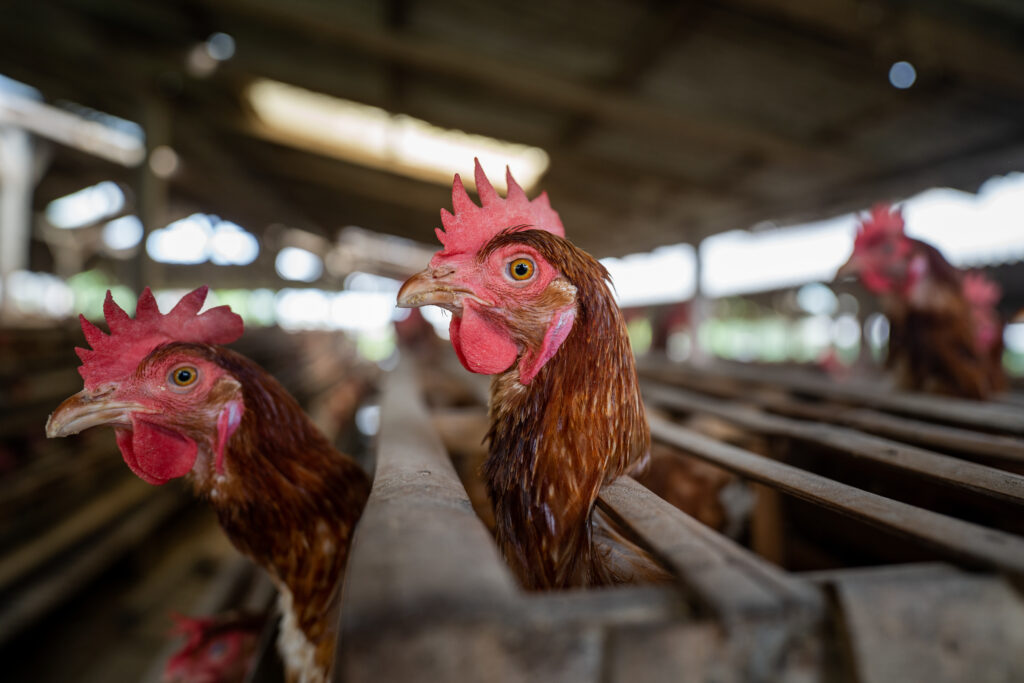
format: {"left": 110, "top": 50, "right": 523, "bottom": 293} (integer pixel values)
{"left": 641, "top": 381, "right": 1024, "bottom": 506}
{"left": 200, "top": 0, "right": 827, "bottom": 161}
{"left": 554, "top": 3, "right": 712, "bottom": 148}
{"left": 664, "top": 362, "right": 1024, "bottom": 435}
{"left": 719, "top": 0, "right": 1024, "bottom": 98}
{"left": 648, "top": 415, "right": 1024, "bottom": 578}
{"left": 832, "top": 564, "right": 1024, "bottom": 683}
{"left": 598, "top": 476, "right": 822, "bottom": 623}
{"left": 642, "top": 365, "right": 1024, "bottom": 464}
{"left": 337, "top": 356, "right": 518, "bottom": 639}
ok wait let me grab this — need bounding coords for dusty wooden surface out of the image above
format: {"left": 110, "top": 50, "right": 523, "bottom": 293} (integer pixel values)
{"left": 640, "top": 362, "right": 1024, "bottom": 463}
{"left": 670, "top": 362, "right": 1024, "bottom": 435}
{"left": 333, "top": 353, "right": 1024, "bottom": 683}
{"left": 642, "top": 381, "right": 1024, "bottom": 504}
{"left": 830, "top": 564, "right": 1024, "bottom": 683}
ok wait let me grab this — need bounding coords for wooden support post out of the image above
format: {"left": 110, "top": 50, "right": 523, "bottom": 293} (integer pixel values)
{"left": 131, "top": 96, "right": 171, "bottom": 293}
{"left": 689, "top": 238, "right": 711, "bottom": 367}
{"left": 0, "top": 125, "right": 32, "bottom": 320}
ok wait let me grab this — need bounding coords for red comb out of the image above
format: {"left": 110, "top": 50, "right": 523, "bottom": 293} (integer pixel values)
{"left": 857, "top": 203, "right": 905, "bottom": 237}
{"left": 435, "top": 158, "right": 564, "bottom": 255}
{"left": 76, "top": 286, "right": 243, "bottom": 390}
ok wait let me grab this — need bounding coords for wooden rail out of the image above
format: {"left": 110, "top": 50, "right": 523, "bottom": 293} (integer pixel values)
{"left": 331, "top": 350, "right": 1024, "bottom": 682}
{"left": 642, "top": 382, "right": 1024, "bottom": 505}
{"left": 335, "top": 356, "right": 831, "bottom": 681}
{"left": 640, "top": 364, "right": 1024, "bottom": 463}
{"left": 598, "top": 477, "right": 821, "bottom": 623}
{"left": 0, "top": 484, "right": 185, "bottom": 643}
{"left": 648, "top": 415, "right": 1024, "bottom": 577}
{"left": 641, "top": 359, "right": 1024, "bottom": 435}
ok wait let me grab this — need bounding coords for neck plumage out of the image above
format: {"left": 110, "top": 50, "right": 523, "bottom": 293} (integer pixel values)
{"left": 483, "top": 275, "right": 648, "bottom": 590}
{"left": 194, "top": 349, "right": 370, "bottom": 672}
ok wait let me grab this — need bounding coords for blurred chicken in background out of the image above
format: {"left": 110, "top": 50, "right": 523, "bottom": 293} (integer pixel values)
{"left": 163, "top": 612, "right": 265, "bottom": 683}
{"left": 836, "top": 205, "right": 1006, "bottom": 399}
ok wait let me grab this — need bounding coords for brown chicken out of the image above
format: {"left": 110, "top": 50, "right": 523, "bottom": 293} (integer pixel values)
{"left": 836, "top": 204, "right": 1006, "bottom": 399}
{"left": 398, "top": 161, "right": 666, "bottom": 589}
{"left": 163, "top": 611, "right": 265, "bottom": 683}
{"left": 46, "top": 287, "right": 369, "bottom": 683}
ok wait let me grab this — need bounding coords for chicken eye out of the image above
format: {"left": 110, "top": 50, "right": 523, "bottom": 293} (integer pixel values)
{"left": 509, "top": 258, "right": 535, "bottom": 281}
{"left": 169, "top": 366, "right": 199, "bottom": 389}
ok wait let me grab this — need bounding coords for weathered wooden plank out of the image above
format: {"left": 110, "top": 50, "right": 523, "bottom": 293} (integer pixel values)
{"left": 833, "top": 564, "right": 1024, "bottom": 683}
{"left": 605, "top": 618, "right": 823, "bottom": 683}
{"left": 598, "top": 476, "right": 823, "bottom": 623}
{"left": 643, "top": 382, "right": 1024, "bottom": 505}
{"left": 642, "top": 363, "right": 1024, "bottom": 463}
{"left": 0, "top": 487, "right": 183, "bottom": 644}
{"left": 0, "top": 443, "right": 114, "bottom": 516}
{"left": 0, "top": 475, "right": 156, "bottom": 591}
{"left": 648, "top": 415, "right": 1024, "bottom": 577}
{"left": 763, "top": 399, "right": 1024, "bottom": 465}
{"left": 643, "top": 360, "right": 1024, "bottom": 435}
{"left": 337, "top": 354, "right": 518, "bottom": 638}
{"left": 521, "top": 584, "right": 687, "bottom": 628}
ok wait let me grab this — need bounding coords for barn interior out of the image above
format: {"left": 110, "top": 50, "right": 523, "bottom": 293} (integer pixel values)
{"left": 2, "top": 1, "right": 1024, "bottom": 681}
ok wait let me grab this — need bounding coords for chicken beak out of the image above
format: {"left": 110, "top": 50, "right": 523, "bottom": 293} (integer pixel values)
{"left": 45, "top": 389, "right": 143, "bottom": 438}
{"left": 396, "top": 267, "right": 463, "bottom": 310}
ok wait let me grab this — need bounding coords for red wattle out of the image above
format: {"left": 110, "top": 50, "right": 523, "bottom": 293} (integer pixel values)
{"left": 215, "top": 400, "right": 244, "bottom": 475}
{"left": 518, "top": 305, "right": 575, "bottom": 385}
{"left": 116, "top": 419, "right": 198, "bottom": 485}
{"left": 449, "top": 302, "right": 518, "bottom": 375}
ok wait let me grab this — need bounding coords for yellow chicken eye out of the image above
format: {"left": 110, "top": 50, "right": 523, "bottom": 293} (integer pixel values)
{"left": 169, "top": 366, "right": 199, "bottom": 388}
{"left": 509, "top": 258, "right": 535, "bottom": 281}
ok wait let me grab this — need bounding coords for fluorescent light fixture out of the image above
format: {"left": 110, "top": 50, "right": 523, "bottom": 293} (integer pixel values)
{"left": 247, "top": 79, "right": 549, "bottom": 191}
{"left": 102, "top": 215, "right": 144, "bottom": 251}
{"left": 145, "top": 214, "right": 260, "bottom": 266}
{"left": 45, "top": 181, "right": 125, "bottom": 229}
{"left": 210, "top": 221, "right": 260, "bottom": 266}
{"left": 147, "top": 214, "right": 213, "bottom": 264}
{"left": 275, "top": 246, "right": 323, "bottom": 282}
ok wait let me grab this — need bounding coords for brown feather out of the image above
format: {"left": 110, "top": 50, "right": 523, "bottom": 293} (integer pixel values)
{"left": 151, "top": 344, "right": 370, "bottom": 677}
{"left": 885, "top": 240, "right": 1005, "bottom": 399}
{"left": 478, "top": 230, "right": 664, "bottom": 589}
